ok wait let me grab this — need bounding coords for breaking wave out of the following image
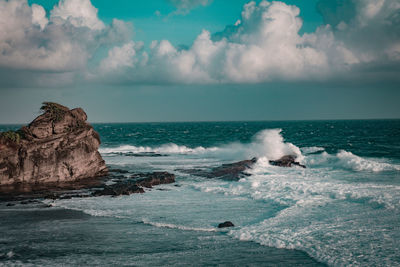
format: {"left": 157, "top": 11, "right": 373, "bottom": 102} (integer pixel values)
{"left": 100, "top": 129, "right": 303, "bottom": 162}
{"left": 305, "top": 150, "right": 400, "bottom": 172}
{"left": 100, "top": 129, "right": 400, "bottom": 174}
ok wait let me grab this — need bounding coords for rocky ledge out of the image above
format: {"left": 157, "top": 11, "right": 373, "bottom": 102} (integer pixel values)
{"left": 0, "top": 102, "right": 108, "bottom": 187}
{"left": 93, "top": 172, "right": 176, "bottom": 197}
{"left": 0, "top": 171, "right": 176, "bottom": 202}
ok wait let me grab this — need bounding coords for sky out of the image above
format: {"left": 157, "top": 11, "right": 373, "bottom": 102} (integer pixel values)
{"left": 0, "top": 0, "right": 399, "bottom": 123}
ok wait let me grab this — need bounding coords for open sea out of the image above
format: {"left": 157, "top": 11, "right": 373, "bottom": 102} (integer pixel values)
{"left": 1, "top": 120, "right": 400, "bottom": 266}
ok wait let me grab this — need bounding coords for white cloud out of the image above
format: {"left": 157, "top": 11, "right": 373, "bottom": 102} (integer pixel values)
{"left": 100, "top": 41, "right": 142, "bottom": 72}
{"left": 0, "top": 0, "right": 131, "bottom": 86}
{"left": 50, "top": 0, "right": 105, "bottom": 30}
{"left": 0, "top": 0, "right": 399, "bottom": 87}
{"left": 136, "top": 0, "right": 398, "bottom": 83}
{"left": 31, "top": 4, "right": 48, "bottom": 30}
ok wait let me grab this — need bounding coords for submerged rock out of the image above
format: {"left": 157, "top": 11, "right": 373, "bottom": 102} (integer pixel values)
{"left": 0, "top": 102, "right": 108, "bottom": 187}
{"left": 218, "top": 221, "right": 235, "bottom": 228}
{"left": 269, "top": 155, "right": 306, "bottom": 168}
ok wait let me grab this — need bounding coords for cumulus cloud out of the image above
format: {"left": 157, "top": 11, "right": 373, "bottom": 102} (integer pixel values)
{"left": 51, "top": 0, "right": 105, "bottom": 30}
{"left": 317, "top": 0, "right": 400, "bottom": 62}
{"left": 100, "top": 41, "right": 143, "bottom": 72}
{"left": 0, "top": 0, "right": 131, "bottom": 86}
{"left": 0, "top": 0, "right": 399, "bottom": 87}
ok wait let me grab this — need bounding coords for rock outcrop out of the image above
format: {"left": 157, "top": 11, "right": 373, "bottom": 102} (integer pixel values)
{"left": 93, "top": 172, "right": 175, "bottom": 197}
{"left": 0, "top": 102, "right": 108, "bottom": 186}
{"left": 177, "top": 158, "right": 257, "bottom": 181}
{"left": 177, "top": 155, "right": 306, "bottom": 181}
{"left": 218, "top": 221, "right": 235, "bottom": 228}
{"left": 269, "top": 155, "right": 306, "bottom": 168}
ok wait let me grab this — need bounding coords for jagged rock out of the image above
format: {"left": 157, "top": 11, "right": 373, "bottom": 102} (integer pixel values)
{"left": 208, "top": 158, "right": 257, "bottom": 180}
{"left": 93, "top": 172, "right": 175, "bottom": 196}
{"left": 269, "top": 155, "right": 306, "bottom": 168}
{"left": 0, "top": 102, "right": 108, "bottom": 187}
{"left": 178, "top": 158, "right": 257, "bottom": 181}
{"left": 218, "top": 221, "right": 235, "bottom": 228}
{"left": 132, "top": 172, "right": 175, "bottom": 188}
{"left": 93, "top": 182, "right": 145, "bottom": 196}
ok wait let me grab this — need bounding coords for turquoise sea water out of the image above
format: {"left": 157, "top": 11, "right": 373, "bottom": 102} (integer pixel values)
{"left": 1, "top": 120, "right": 400, "bottom": 266}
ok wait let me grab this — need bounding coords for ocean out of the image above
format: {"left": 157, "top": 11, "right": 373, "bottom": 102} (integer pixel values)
{"left": 1, "top": 120, "right": 400, "bottom": 266}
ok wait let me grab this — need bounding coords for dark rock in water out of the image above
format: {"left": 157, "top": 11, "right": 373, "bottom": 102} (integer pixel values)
{"left": 93, "top": 172, "right": 175, "bottom": 197}
{"left": 208, "top": 158, "right": 257, "bottom": 180}
{"left": 93, "top": 182, "right": 145, "bottom": 196}
{"left": 0, "top": 102, "right": 108, "bottom": 187}
{"left": 269, "top": 155, "right": 306, "bottom": 168}
{"left": 218, "top": 221, "right": 235, "bottom": 228}
{"left": 178, "top": 158, "right": 257, "bottom": 181}
{"left": 6, "top": 203, "right": 15, "bottom": 206}
{"left": 133, "top": 172, "right": 176, "bottom": 188}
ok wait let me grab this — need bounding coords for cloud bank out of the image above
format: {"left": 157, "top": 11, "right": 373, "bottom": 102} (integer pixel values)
{"left": 0, "top": 0, "right": 399, "bottom": 87}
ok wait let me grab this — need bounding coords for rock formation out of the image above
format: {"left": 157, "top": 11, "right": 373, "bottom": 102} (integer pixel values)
{"left": 177, "top": 155, "right": 306, "bottom": 181}
{"left": 93, "top": 172, "right": 176, "bottom": 197}
{"left": 269, "top": 155, "right": 306, "bottom": 168}
{"left": 218, "top": 221, "right": 235, "bottom": 228}
{"left": 177, "top": 158, "right": 257, "bottom": 181}
{"left": 0, "top": 102, "right": 108, "bottom": 186}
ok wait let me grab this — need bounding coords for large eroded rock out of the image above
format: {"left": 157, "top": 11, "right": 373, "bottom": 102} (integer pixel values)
{"left": 0, "top": 102, "right": 108, "bottom": 186}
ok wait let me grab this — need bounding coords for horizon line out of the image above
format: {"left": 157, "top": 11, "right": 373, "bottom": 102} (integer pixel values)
{"left": 1, "top": 117, "right": 399, "bottom": 126}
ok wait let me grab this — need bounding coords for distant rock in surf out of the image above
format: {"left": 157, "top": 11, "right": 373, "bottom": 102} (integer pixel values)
{"left": 269, "top": 155, "right": 306, "bottom": 168}
{"left": 0, "top": 102, "right": 108, "bottom": 187}
{"left": 218, "top": 221, "right": 235, "bottom": 228}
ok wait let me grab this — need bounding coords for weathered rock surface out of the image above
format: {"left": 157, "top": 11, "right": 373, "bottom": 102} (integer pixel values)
{"left": 93, "top": 172, "right": 175, "bottom": 197}
{"left": 0, "top": 171, "right": 176, "bottom": 201}
{"left": 218, "top": 221, "right": 235, "bottom": 228}
{"left": 177, "top": 158, "right": 257, "bottom": 181}
{"left": 0, "top": 102, "right": 108, "bottom": 187}
{"left": 132, "top": 172, "right": 176, "bottom": 188}
{"left": 269, "top": 155, "right": 306, "bottom": 168}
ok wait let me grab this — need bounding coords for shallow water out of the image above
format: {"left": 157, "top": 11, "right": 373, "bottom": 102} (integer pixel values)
{"left": 1, "top": 120, "right": 399, "bottom": 266}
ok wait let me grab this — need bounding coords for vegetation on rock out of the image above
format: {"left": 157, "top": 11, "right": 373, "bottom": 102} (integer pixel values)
{"left": 40, "top": 102, "right": 68, "bottom": 122}
{"left": 0, "top": 130, "right": 22, "bottom": 144}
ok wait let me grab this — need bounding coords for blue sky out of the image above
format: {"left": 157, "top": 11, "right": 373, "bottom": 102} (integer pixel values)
{"left": 0, "top": 0, "right": 399, "bottom": 123}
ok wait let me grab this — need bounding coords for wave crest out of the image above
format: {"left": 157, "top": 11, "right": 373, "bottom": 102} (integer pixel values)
{"left": 100, "top": 129, "right": 304, "bottom": 162}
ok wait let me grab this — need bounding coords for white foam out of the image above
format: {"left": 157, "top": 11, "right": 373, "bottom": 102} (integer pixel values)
{"left": 141, "top": 218, "right": 217, "bottom": 232}
{"left": 192, "top": 168, "right": 400, "bottom": 266}
{"left": 336, "top": 150, "right": 400, "bottom": 172}
{"left": 305, "top": 150, "right": 400, "bottom": 172}
{"left": 99, "top": 143, "right": 217, "bottom": 155}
